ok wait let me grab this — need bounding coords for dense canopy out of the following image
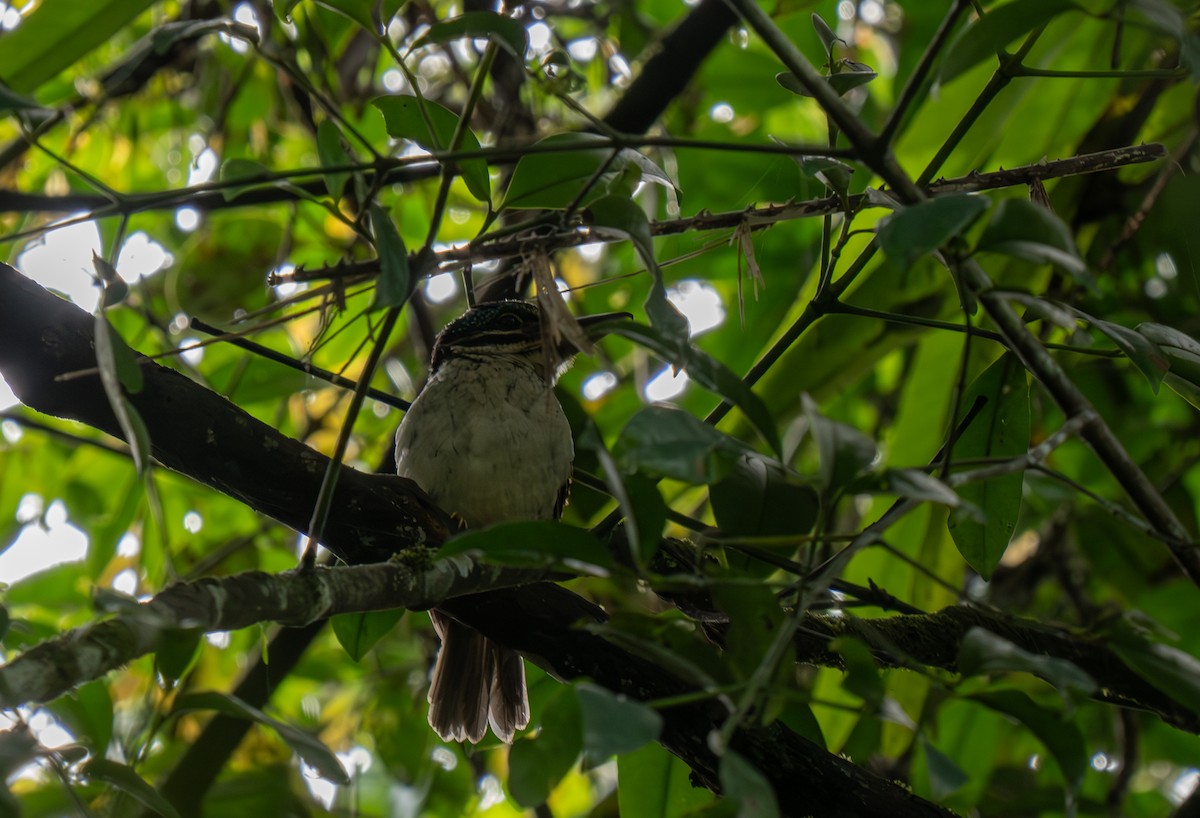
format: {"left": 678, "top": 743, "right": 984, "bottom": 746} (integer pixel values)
{"left": 1, "top": 1, "right": 1199, "bottom": 816}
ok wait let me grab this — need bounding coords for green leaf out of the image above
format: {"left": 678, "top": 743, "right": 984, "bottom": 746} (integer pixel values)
{"left": 87, "top": 474, "right": 144, "bottom": 579}
{"left": 877, "top": 468, "right": 963, "bottom": 509}
{"left": 957, "top": 628, "right": 1097, "bottom": 702}
{"left": 172, "top": 692, "right": 349, "bottom": 783}
{"left": 618, "top": 742, "right": 714, "bottom": 818}
{"left": 715, "top": 585, "right": 790, "bottom": 682}
{"left": 412, "top": 11, "right": 527, "bottom": 58}
{"left": 1126, "top": 0, "right": 1200, "bottom": 80}
{"left": 802, "top": 394, "right": 877, "bottom": 495}
{"left": 828, "top": 62, "right": 878, "bottom": 94}
{"left": 976, "top": 197, "right": 1086, "bottom": 276}
{"left": 710, "top": 456, "right": 818, "bottom": 537}
{"left": 1137, "top": 323, "right": 1200, "bottom": 357}
{"left": 501, "top": 133, "right": 640, "bottom": 210}
{"left": 331, "top": 609, "right": 404, "bottom": 662}
{"left": 369, "top": 204, "right": 410, "bottom": 309}
{"left": 831, "top": 636, "right": 884, "bottom": 705}
{"left": 371, "top": 95, "right": 490, "bottom": 202}
{"left": 508, "top": 685, "right": 583, "bottom": 807}
{"left": 791, "top": 154, "right": 854, "bottom": 196}
{"left": 614, "top": 405, "right": 745, "bottom": 484}
{"left": 0, "top": 0, "right": 159, "bottom": 93}
{"left": 919, "top": 735, "right": 968, "bottom": 799}
{"left": 1137, "top": 322, "right": 1200, "bottom": 404}
{"left": 967, "top": 689, "right": 1086, "bottom": 789}
{"left": 1091, "top": 318, "right": 1168, "bottom": 394}
{"left": 585, "top": 195, "right": 688, "bottom": 346}
{"left": 1107, "top": 618, "right": 1200, "bottom": 715}
{"left": 436, "top": 519, "right": 615, "bottom": 571}
{"left": 155, "top": 628, "right": 203, "bottom": 682}
{"left": 577, "top": 682, "right": 662, "bottom": 763}
{"left": 775, "top": 64, "right": 876, "bottom": 98}
{"left": 719, "top": 751, "right": 780, "bottom": 818}
{"left": 316, "top": 120, "right": 354, "bottom": 200}
{"left": 579, "top": 421, "right": 666, "bottom": 566}
{"left": 811, "top": 13, "right": 842, "bottom": 57}
{"left": 603, "top": 322, "right": 781, "bottom": 454}
{"left": 93, "top": 310, "right": 151, "bottom": 474}
{"left": 939, "top": 0, "right": 1082, "bottom": 85}
{"left": 946, "top": 355, "right": 1029, "bottom": 578}
{"left": 82, "top": 759, "right": 183, "bottom": 818}
{"left": 48, "top": 681, "right": 113, "bottom": 758}
{"left": 307, "top": 0, "right": 403, "bottom": 32}
{"left": 877, "top": 193, "right": 990, "bottom": 270}
{"left": 219, "top": 158, "right": 276, "bottom": 202}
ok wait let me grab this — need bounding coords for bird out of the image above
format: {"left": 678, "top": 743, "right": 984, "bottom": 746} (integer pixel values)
{"left": 394, "top": 299, "right": 624, "bottom": 743}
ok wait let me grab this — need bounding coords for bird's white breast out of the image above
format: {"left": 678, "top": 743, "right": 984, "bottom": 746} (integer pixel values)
{"left": 395, "top": 355, "right": 573, "bottom": 527}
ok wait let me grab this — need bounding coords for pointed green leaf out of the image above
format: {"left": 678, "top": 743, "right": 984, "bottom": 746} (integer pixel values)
{"left": 501, "top": 133, "right": 640, "bottom": 210}
{"left": 831, "top": 636, "right": 885, "bottom": 705}
{"left": 618, "top": 743, "right": 714, "bottom": 818}
{"left": 947, "top": 354, "right": 1029, "bottom": 578}
{"left": 412, "top": 11, "right": 527, "bottom": 58}
{"left": 939, "top": 0, "right": 1081, "bottom": 85}
{"left": 436, "top": 519, "right": 614, "bottom": 571}
{"left": 1137, "top": 323, "right": 1200, "bottom": 405}
{"left": 710, "top": 456, "right": 818, "bottom": 536}
{"left": 219, "top": 158, "right": 276, "bottom": 202}
{"left": 316, "top": 120, "right": 354, "bottom": 200}
{"left": 877, "top": 194, "right": 989, "bottom": 270}
{"left": 976, "top": 197, "right": 1085, "bottom": 276}
{"left": 811, "top": 13, "right": 842, "bottom": 57}
{"left": 828, "top": 62, "right": 878, "bottom": 94}
{"left": 878, "top": 468, "right": 963, "bottom": 508}
{"left": 603, "top": 321, "right": 780, "bottom": 454}
{"left": 93, "top": 310, "right": 151, "bottom": 474}
{"left": 172, "top": 692, "right": 349, "bottom": 783}
{"left": 802, "top": 394, "right": 877, "bottom": 494}
{"left": 579, "top": 420, "right": 666, "bottom": 567}
{"left": 155, "top": 628, "right": 203, "bottom": 682}
{"left": 370, "top": 204, "right": 410, "bottom": 309}
{"left": 1107, "top": 618, "right": 1200, "bottom": 715}
{"left": 792, "top": 155, "right": 854, "bottom": 195}
{"left": 958, "top": 627, "right": 1097, "bottom": 702}
{"left": 509, "top": 686, "right": 583, "bottom": 807}
{"left": 332, "top": 609, "right": 404, "bottom": 662}
{"left": 919, "top": 735, "right": 969, "bottom": 799}
{"left": 577, "top": 682, "right": 662, "bottom": 763}
{"left": 0, "top": 0, "right": 159, "bottom": 93}
{"left": 715, "top": 584, "right": 790, "bottom": 681}
{"left": 614, "top": 405, "right": 746, "bottom": 484}
{"left": 720, "top": 751, "right": 780, "bottom": 818}
{"left": 372, "top": 95, "right": 490, "bottom": 202}
{"left": 1092, "top": 318, "right": 1168, "bottom": 393}
{"left": 968, "top": 689, "right": 1086, "bottom": 788}
{"left": 83, "top": 759, "right": 183, "bottom": 818}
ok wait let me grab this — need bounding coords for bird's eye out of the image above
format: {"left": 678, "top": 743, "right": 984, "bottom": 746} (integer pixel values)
{"left": 496, "top": 313, "right": 522, "bottom": 330}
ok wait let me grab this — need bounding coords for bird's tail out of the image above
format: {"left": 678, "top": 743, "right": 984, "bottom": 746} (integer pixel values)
{"left": 427, "top": 609, "right": 529, "bottom": 744}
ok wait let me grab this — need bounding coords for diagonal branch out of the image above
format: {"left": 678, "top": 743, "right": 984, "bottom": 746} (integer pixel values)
{"left": 0, "top": 559, "right": 550, "bottom": 708}
{"left": 729, "top": 0, "right": 1200, "bottom": 585}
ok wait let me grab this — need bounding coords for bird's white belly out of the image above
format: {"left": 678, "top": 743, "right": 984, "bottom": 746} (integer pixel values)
{"left": 395, "top": 359, "right": 573, "bottom": 527}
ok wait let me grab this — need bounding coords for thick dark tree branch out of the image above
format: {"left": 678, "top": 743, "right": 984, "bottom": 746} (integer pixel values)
{"left": 601, "top": 0, "right": 737, "bottom": 134}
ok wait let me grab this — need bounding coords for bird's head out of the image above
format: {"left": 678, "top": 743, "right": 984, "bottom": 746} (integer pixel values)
{"left": 429, "top": 300, "right": 628, "bottom": 380}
